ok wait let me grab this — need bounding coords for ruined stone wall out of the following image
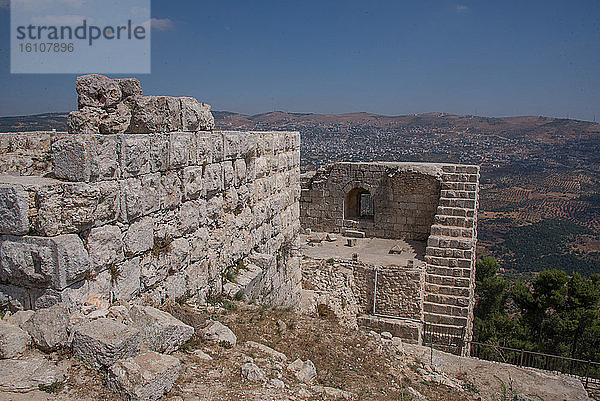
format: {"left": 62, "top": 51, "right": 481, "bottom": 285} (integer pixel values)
{"left": 300, "top": 162, "right": 480, "bottom": 353}
{"left": 300, "top": 257, "right": 425, "bottom": 325}
{"left": 0, "top": 75, "right": 301, "bottom": 311}
{"left": 300, "top": 163, "right": 440, "bottom": 240}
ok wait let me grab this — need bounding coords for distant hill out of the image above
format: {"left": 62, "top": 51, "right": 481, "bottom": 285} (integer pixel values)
{"left": 0, "top": 112, "right": 68, "bottom": 132}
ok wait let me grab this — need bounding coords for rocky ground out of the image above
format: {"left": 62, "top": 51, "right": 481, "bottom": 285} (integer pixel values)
{"left": 0, "top": 298, "right": 592, "bottom": 401}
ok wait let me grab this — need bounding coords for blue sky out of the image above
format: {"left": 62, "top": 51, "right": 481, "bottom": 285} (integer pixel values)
{"left": 0, "top": 0, "right": 599, "bottom": 120}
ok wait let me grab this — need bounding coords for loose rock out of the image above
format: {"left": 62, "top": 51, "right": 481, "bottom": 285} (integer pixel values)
{"left": 129, "top": 305, "right": 194, "bottom": 354}
{"left": 72, "top": 318, "right": 140, "bottom": 369}
{"left": 76, "top": 74, "right": 121, "bottom": 109}
{"left": 246, "top": 340, "right": 288, "bottom": 361}
{"left": 0, "top": 321, "right": 30, "bottom": 358}
{"left": 241, "top": 362, "right": 266, "bottom": 382}
{"left": 22, "top": 303, "right": 69, "bottom": 352}
{"left": 0, "top": 354, "right": 65, "bottom": 392}
{"left": 108, "top": 351, "right": 180, "bottom": 401}
{"left": 288, "top": 358, "right": 317, "bottom": 383}
{"left": 201, "top": 320, "right": 237, "bottom": 347}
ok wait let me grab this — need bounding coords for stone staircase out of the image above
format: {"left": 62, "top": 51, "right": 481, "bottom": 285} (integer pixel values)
{"left": 423, "top": 165, "right": 479, "bottom": 345}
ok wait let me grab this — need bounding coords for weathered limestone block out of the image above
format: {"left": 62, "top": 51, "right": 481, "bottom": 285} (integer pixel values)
{"left": 203, "top": 162, "right": 223, "bottom": 193}
{"left": 0, "top": 183, "right": 29, "bottom": 235}
{"left": 51, "top": 136, "right": 91, "bottom": 182}
{"left": 149, "top": 133, "right": 169, "bottom": 172}
{"left": 22, "top": 303, "right": 69, "bottom": 352}
{"left": 182, "top": 166, "right": 204, "bottom": 200}
{"left": 76, "top": 74, "right": 122, "bottom": 109}
{"left": 112, "top": 257, "right": 141, "bottom": 301}
{"left": 128, "top": 96, "right": 182, "bottom": 133}
{"left": 51, "top": 135, "right": 121, "bottom": 182}
{"left": 0, "top": 354, "right": 66, "bottom": 392}
{"left": 100, "top": 102, "right": 132, "bottom": 135}
{"left": 119, "top": 134, "right": 150, "bottom": 177}
{"left": 178, "top": 201, "right": 199, "bottom": 235}
{"left": 160, "top": 171, "right": 182, "bottom": 210}
{"left": 5, "top": 310, "right": 34, "bottom": 327}
{"left": 234, "top": 158, "right": 247, "bottom": 185}
{"left": 72, "top": 318, "right": 140, "bottom": 368}
{"left": 123, "top": 217, "right": 154, "bottom": 256}
{"left": 115, "top": 78, "right": 143, "bottom": 98}
{"left": 107, "top": 351, "right": 180, "bottom": 401}
{"left": 34, "top": 180, "right": 120, "bottom": 236}
{"left": 246, "top": 340, "right": 287, "bottom": 361}
{"left": 288, "top": 358, "right": 317, "bottom": 383}
{"left": 180, "top": 97, "right": 215, "bottom": 132}
{"left": 0, "top": 321, "right": 30, "bottom": 358}
{"left": 67, "top": 107, "right": 108, "bottom": 135}
{"left": 120, "top": 174, "right": 161, "bottom": 221}
{"left": 129, "top": 305, "right": 194, "bottom": 354}
{"left": 223, "top": 161, "right": 234, "bottom": 189}
{"left": 87, "top": 225, "right": 124, "bottom": 271}
{"left": 169, "top": 132, "right": 196, "bottom": 168}
{"left": 201, "top": 320, "right": 236, "bottom": 346}
{"left": 0, "top": 234, "right": 90, "bottom": 290}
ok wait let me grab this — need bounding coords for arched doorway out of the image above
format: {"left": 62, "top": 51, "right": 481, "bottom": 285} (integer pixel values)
{"left": 345, "top": 187, "right": 374, "bottom": 220}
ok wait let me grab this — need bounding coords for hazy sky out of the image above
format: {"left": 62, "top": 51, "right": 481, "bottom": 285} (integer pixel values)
{"left": 1, "top": 0, "right": 599, "bottom": 120}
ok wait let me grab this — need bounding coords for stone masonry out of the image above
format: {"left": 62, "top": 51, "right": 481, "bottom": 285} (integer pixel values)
{"left": 300, "top": 162, "right": 480, "bottom": 354}
{"left": 0, "top": 74, "right": 302, "bottom": 310}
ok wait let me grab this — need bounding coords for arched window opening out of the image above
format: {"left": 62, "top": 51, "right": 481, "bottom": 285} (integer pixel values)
{"left": 345, "top": 187, "right": 374, "bottom": 220}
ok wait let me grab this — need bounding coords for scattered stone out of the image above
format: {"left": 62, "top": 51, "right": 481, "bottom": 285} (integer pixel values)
{"left": 381, "top": 331, "right": 393, "bottom": 340}
{"left": 180, "top": 97, "right": 215, "bottom": 132}
{"left": 311, "top": 385, "right": 355, "bottom": 399}
{"left": 246, "top": 340, "right": 288, "bottom": 362}
{"left": 72, "top": 318, "right": 140, "bottom": 369}
{"left": 0, "top": 354, "right": 66, "bottom": 392}
{"left": 129, "top": 305, "right": 194, "bottom": 354}
{"left": 5, "top": 309, "right": 34, "bottom": 328}
{"left": 288, "top": 358, "right": 317, "bottom": 383}
{"left": 267, "top": 378, "right": 285, "bottom": 389}
{"left": 76, "top": 74, "right": 121, "bottom": 109}
{"left": 325, "top": 234, "right": 337, "bottom": 242}
{"left": 128, "top": 96, "right": 182, "bottom": 133}
{"left": 87, "top": 308, "right": 109, "bottom": 320}
{"left": 276, "top": 319, "right": 287, "bottom": 334}
{"left": 0, "top": 321, "right": 30, "bottom": 358}
{"left": 401, "top": 386, "right": 427, "bottom": 401}
{"left": 391, "top": 337, "right": 405, "bottom": 353}
{"left": 22, "top": 303, "right": 69, "bottom": 352}
{"left": 107, "top": 305, "right": 132, "bottom": 324}
{"left": 241, "top": 362, "right": 266, "bottom": 382}
{"left": 201, "top": 320, "right": 237, "bottom": 347}
{"left": 192, "top": 349, "right": 213, "bottom": 361}
{"left": 108, "top": 351, "right": 180, "bottom": 401}
{"left": 346, "top": 238, "right": 357, "bottom": 247}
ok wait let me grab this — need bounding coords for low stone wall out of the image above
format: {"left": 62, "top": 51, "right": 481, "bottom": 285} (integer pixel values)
{"left": 0, "top": 74, "right": 302, "bottom": 311}
{"left": 300, "top": 257, "right": 425, "bottom": 328}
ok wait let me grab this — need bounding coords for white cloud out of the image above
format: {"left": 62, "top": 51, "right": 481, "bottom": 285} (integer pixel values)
{"left": 31, "top": 14, "right": 86, "bottom": 25}
{"left": 456, "top": 4, "right": 469, "bottom": 11}
{"left": 150, "top": 17, "right": 174, "bottom": 31}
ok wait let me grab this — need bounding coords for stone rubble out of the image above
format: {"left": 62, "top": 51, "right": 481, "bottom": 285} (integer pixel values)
{"left": 0, "top": 354, "right": 66, "bottom": 392}
{"left": 287, "top": 358, "right": 317, "bottom": 384}
{"left": 72, "top": 317, "right": 141, "bottom": 368}
{"left": 245, "top": 340, "right": 288, "bottom": 362}
{"left": 241, "top": 362, "right": 267, "bottom": 382}
{"left": 129, "top": 305, "right": 194, "bottom": 354}
{"left": 107, "top": 350, "right": 181, "bottom": 401}
{"left": 21, "top": 303, "right": 69, "bottom": 352}
{"left": 0, "top": 320, "right": 30, "bottom": 358}
{"left": 201, "top": 320, "right": 237, "bottom": 347}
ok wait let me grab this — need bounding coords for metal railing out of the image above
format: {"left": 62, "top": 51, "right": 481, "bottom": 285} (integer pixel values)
{"left": 422, "top": 323, "right": 600, "bottom": 389}
{"left": 423, "top": 322, "right": 466, "bottom": 356}
{"left": 469, "top": 341, "right": 600, "bottom": 389}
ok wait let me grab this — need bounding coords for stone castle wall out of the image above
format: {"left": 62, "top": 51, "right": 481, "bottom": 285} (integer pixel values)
{"left": 0, "top": 75, "right": 301, "bottom": 310}
{"left": 300, "top": 162, "right": 480, "bottom": 353}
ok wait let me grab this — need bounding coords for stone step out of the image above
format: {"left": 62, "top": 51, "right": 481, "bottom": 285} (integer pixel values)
{"left": 429, "top": 224, "right": 473, "bottom": 238}
{"left": 425, "top": 246, "right": 473, "bottom": 260}
{"left": 434, "top": 215, "right": 475, "bottom": 228}
{"left": 423, "top": 311, "right": 468, "bottom": 327}
{"left": 423, "top": 302, "right": 469, "bottom": 318}
{"left": 441, "top": 182, "right": 478, "bottom": 192}
{"left": 426, "top": 265, "right": 471, "bottom": 278}
{"left": 426, "top": 236, "right": 473, "bottom": 250}
{"left": 357, "top": 315, "right": 421, "bottom": 344}
{"left": 438, "top": 197, "right": 476, "bottom": 209}
{"left": 440, "top": 189, "right": 477, "bottom": 200}
{"left": 425, "top": 293, "right": 470, "bottom": 308}
{"left": 436, "top": 206, "right": 475, "bottom": 218}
